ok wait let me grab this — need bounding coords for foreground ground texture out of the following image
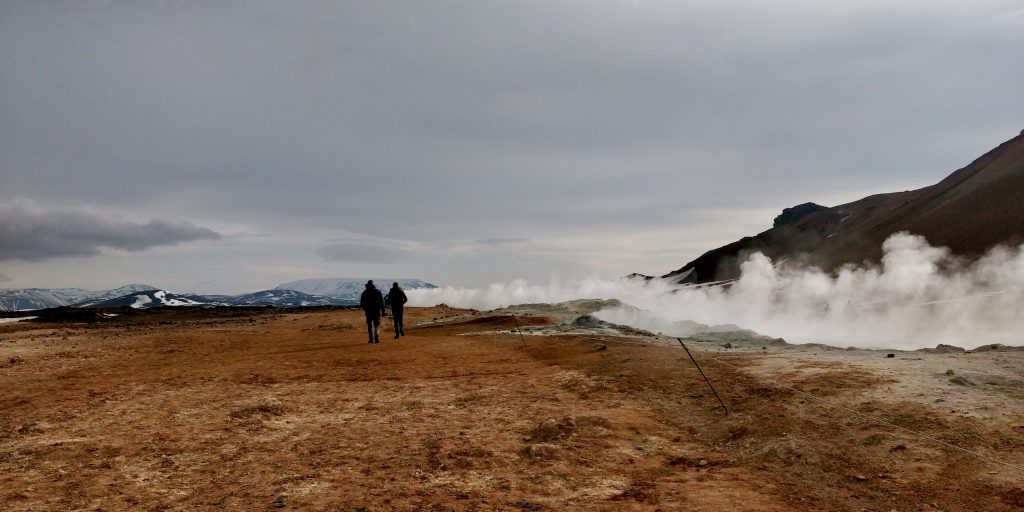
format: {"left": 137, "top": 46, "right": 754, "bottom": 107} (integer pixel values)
{"left": 1, "top": 307, "right": 1022, "bottom": 511}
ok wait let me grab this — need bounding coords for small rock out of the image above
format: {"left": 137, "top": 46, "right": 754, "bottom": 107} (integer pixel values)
{"left": 886, "top": 353, "right": 895, "bottom": 358}
{"left": 949, "top": 376, "right": 975, "bottom": 386}
{"left": 9, "top": 355, "right": 24, "bottom": 365}
{"left": 528, "top": 417, "right": 575, "bottom": 442}
{"left": 852, "top": 474, "right": 868, "bottom": 481}
{"left": 525, "top": 443, "right": 560, "bottom": 460}
{"left": 513, "top": 501, "right": 543, "bottom": 511}
{"left": 972, "top": 343, "right": 1007, "bottom": 352}
{"left": 575, "top": 416, "right": 612, "bottom": 429}
{"left": 722, "top": 343, "right": 732, "bottom": 349}
{"left": 593, "top": 343, "right": 607, "bottom": 352}
{"left": 698, "top": 459, "right": 708, "bottom": 467}
{"left": 944, "top": 369, "right": 955, "bottom": 376}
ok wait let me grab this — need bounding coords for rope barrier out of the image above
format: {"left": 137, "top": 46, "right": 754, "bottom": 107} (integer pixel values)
{"left": 688, "top": 346, "right": 1024, "bottom": 474}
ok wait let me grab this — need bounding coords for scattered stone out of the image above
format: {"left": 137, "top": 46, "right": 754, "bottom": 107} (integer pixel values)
{"left": 949, "top": 376, "right": 976, "bottom": 386}
{"left": 886, "top": 353, "right": 895, "bottom": 358}
{"left": 698, "top": 459, "right": 708, "bottom": 467}
{"left": 945, "top": 369, "right": 955, "bottom": 376}
{"left": 851, "top": 474, "right": 868, "bottom": 481}
{"left": 762, "top": 442, "right": 802, "bottom": 464}
{"left": 722, "top": 343, "right": 732, "bottom": 349}
{"left": 9, "top": 355, "right": 24, "bottom": 365}
{"left": 971, "top": 343, "right": 1007, "bottom": 352}
{"left": 513, "top": 500, "right": 544, "bottom": 511}
{"left": 575, "top": 416, "right": 612, "bottom": 430}
{"left": 527, "top": 417, "right": 575, "bottom": 442}
{"left": 524, "top": 443, "right": 560, "bottom": 460}
{"left": 666, "top": 455, "right": 693, "bottom": 466}
{"left": 593, "top": 343, "right": 607, "bottom": 352}
{"left": 929, "top": 344, "right": 966, "bottom": 354}
{"left": 228, "top": 398, "right": 286, "bottom": 418}
{"left": 16, "top": 422, "right": 41, "bottom": 435}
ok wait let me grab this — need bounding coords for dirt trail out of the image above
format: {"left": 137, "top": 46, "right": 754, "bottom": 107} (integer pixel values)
{"left": 1, "top": 308, "right": 1022, "bottom": 511}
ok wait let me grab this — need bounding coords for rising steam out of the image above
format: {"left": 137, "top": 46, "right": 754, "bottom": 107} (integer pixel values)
{"left": 408, "top": 233, "right": 1024, "bottom": 350}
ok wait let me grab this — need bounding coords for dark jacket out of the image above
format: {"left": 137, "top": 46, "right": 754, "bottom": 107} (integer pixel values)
{"left": 360, "top": 287, "right": 386, "bottom": 318}
{"left": 385, "top": 287, "right": 408, "bottom": 311}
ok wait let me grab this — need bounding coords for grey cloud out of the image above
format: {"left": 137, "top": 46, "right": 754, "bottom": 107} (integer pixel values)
{"left": 315, "top": 242, "right": 410, "bottom": 264}
{"left": 0, "top": 1, "right": 1022, "bottom": 289}
{"left": 2, "top": 1, "right": 1021, "bottom": 237}
{"left": 0, "top": 203, "right": 221, "bottom": 261}
{"left": 476, "top": 238, "right": 530, "bottom": 246}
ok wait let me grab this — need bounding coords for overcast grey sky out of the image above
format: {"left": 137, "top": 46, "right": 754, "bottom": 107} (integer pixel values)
{"left": 2, "top": 0, "right": 1022, "bottom": 293}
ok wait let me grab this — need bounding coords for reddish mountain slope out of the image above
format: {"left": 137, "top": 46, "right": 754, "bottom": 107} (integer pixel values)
{"left": 661, "top": 131, "right": 1024, "bottom": 283}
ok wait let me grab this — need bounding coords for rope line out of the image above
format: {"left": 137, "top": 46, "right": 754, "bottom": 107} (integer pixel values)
{"left": 690, "top": 347, "right": 1024, "bottom": 473}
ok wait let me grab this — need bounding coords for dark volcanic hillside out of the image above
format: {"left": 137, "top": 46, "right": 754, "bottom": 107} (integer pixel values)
{"left": 661, "top": 131, "right": 1024, "bottom": 283}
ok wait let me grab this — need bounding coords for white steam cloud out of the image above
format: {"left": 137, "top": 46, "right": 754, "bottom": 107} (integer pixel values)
{"left": 408, "top": 233, "right": 1024, "bottom": 350}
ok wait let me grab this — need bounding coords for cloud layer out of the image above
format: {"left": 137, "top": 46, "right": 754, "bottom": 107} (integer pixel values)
{"left": 0, "top": 1, "right": 1021, "bottom": 290}
{"left": 315, "top": 241, "right": 411, "bottom": 264}
{"left": 0, "top": 202, "right": 220, "bottom": 261}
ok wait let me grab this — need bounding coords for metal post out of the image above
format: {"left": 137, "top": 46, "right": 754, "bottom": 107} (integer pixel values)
{"left": 678, "top": 338, "right": 729, "bottom": 416}
{"left": 511, "top": 314, "right": 527, "bottom": 347}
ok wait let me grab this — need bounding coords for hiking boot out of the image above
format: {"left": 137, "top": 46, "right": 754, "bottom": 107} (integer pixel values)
{"left": 374, "top": 335, "right": 380, "bottom": 343}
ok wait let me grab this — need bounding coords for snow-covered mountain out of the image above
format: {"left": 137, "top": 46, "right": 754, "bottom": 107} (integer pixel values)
{"left": 274, "top": 278, "right": 436, "bottom": 300}
{"left": 2, "top": 279, "right": 436, "bottom": 311}
{"left": 0, "top": 284, "right": 156, "bottom": 311}
{"left": 228, "top": 289, "right": 339, "bottom": 307}
{"left": 82, "top": 289, "right": 215, "bottom": 309}
{"left": 79, "top": 288, "right": 360, "bottom": 309}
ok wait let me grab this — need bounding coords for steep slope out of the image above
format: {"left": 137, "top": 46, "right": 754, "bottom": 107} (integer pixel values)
{"left": 661, "top": 132, "right": 1024, "bottom": 283}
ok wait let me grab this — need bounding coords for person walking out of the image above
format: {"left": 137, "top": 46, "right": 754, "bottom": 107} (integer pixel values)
{"left": 384, "top": 282, "right": 408, "bottom": 338}
{"left": 360, "top": 280, "right": 386, "bottom": 343}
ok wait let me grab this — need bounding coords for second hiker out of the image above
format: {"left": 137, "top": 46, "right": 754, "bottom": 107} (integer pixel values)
{"left": 384, "top": 281, "right": 408, "bottom": 338}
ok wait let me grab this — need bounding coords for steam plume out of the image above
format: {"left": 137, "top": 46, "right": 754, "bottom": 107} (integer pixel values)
{"left": 408, "top": 233, "right": 1024, "bottom": 350}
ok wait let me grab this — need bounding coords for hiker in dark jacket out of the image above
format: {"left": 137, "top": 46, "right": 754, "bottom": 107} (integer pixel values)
{"left": 360, "top": 280, "right": 386, "bottom": 343}
{"left": 384, "top": 282, "right": 408, "bottom": 338}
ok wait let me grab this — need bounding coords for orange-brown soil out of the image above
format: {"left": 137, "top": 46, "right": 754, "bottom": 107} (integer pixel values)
{"left": 1, "top": 307, "right": 1022, "bottom": 511}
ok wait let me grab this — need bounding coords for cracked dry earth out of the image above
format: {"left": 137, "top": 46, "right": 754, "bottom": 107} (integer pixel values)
{"left": 1, "top": 307, "right": 1022, "bottom": 511}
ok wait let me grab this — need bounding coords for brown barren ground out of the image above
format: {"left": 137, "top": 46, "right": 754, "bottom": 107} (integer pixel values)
{"left": 1, "top": 307, "right": 1022, "bottom": 511}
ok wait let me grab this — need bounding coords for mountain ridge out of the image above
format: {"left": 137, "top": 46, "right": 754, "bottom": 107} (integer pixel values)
{"left": 0, "top": 279, "right": 439, "bottom": 311}
{"left": 657, "top": 132, "right": 1024, "bottom": 284}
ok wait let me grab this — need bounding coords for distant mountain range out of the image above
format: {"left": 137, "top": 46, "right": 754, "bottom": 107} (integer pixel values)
{"left": 275, "top": 278, "right": 436, "bottom": 298}
{"left": 0, "top": 284, "right": 157, "bottom": 311}
{"left": 648, "top": 131, "right": 1024, "bottom": 284}
{"left": 0, "top": 278, "right": 437, "bottom": 311}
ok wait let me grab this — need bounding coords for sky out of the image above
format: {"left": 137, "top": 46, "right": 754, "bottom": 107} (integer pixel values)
{"left": 1, "top": 0, "right": 1022, "bottom": 294}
